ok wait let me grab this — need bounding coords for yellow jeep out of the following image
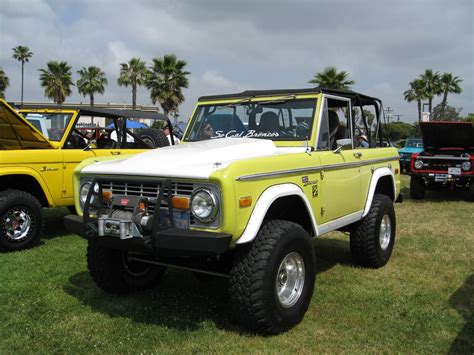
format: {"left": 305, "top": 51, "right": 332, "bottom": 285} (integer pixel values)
{"left": 0, "top": 100, "right": 170, "bottom": 251}
{"left": 65, "top": 88, "right": 402, "bottom": 333}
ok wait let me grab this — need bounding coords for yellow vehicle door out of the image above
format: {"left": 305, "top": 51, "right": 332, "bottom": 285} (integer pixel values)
{"left": 316, "top": 96, "right": 361, "bottom": 223}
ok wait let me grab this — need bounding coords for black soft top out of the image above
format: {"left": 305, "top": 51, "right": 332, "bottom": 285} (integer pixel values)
{"left": 19, "top": 105, "right": 169, "bottom": 121}
{"left": 199, "top": 87, "right": 381, "bottom": 106}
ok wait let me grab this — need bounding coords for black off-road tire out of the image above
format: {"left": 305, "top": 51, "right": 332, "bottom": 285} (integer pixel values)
{"left": 410, "top": 176, "right": 425, "bottom": 200}
{"left": 0, "top": 189, "right": 43, "bottom": 251}
{"left": 350, "top": 194, "right": 396, "bottom": 268}
{"left": 139, "top": 128, "right": 170, "bottom": 148}
{"left": 229, "top": 220, "right": 316, "bottom": 334}
{"left": 469, "top": 183, "right": 474, "bottom": 202}
{"left": 87, "top": 239, "right": 166, "bottom": 294}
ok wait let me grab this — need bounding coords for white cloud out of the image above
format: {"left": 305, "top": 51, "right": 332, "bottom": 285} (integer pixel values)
{"left": 0, "top": 0, "right": 472, "bottom": 122}
{"left": 202, "top": 70, "right": 239, "bottom": 90}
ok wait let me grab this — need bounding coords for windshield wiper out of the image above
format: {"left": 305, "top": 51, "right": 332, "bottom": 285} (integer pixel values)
{"left": 254, "top": 95, "right": 297, "bottom": 105}
{"left": 222, "top": 97, "right": 252, "bottom": 108}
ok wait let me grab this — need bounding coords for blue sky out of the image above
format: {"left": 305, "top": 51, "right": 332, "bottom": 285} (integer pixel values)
{"left": 1, "top": 0, "right": 472, "bottom": 122}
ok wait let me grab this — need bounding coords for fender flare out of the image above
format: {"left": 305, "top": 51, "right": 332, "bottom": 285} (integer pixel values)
{"left": 235, "top": 183, "right": 318, "bottom": 244}
{"left": 0, "top": 167, "right": 54, "bottom": 206}
{"left": 362, "top": 167, "right": 396, "bottom": 217}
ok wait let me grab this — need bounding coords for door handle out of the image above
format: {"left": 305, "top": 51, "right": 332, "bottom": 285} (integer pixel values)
{"left": 111, "top": 151, "right": 121, "bottom": 155}
{"left": 353, "top": 152, "right": 363, "bottom": 158}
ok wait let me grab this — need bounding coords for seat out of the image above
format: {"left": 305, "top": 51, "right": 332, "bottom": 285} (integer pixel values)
{"left": 258, "top": 112, "right": 280, "bottom": 132}
{"left": 328, "top": 111, "right": 340, "bottom": 149}
{"left": 97, "top": 137, "right": 116, "bottom": 149}
{"left": 207, "top": 114, "right": 246, "bottom": 135}
{"left": 66, "top": 134, "right": 87, "bottom": 149}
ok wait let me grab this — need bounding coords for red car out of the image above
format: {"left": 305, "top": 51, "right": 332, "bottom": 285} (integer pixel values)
{"left": 409, "top": 121, "right": 473, "bottom": 199}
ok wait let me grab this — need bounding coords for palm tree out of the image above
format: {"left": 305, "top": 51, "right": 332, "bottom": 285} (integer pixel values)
{"left": 404, "top": 79, "right": 426, "bottom": 122}
{"left": 308, "top": 66, "right": 355, "bottom": 90}
{"left": 0, "top": 67, "right": 10, "bottom": 99}
{"left": 117, "top": 58, "right": 147, "bottom": 110}
{"left": 12, "top": 45, "right": 33, "bottom": 104}
{"left": 39, "top": 61, "right": 74, "bottom": 104}
{"left": 146, "top": 54, "right": 190, "bottom": 116}
{"left": 439, "top": 72, "right": 462, "bottom": 117}
{"left": 77, "top": 66, "right": 108, "bottom": 106}
{"left": 419, "top": 69, "right": 441, "bottom": 114}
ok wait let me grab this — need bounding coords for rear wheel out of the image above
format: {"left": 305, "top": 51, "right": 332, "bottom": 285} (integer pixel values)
{"left": 0, "top": 190, "right": 43, "bottom": 251}
{"left": 350, "top": 194, "right": 396, "bottom": 268}
{"left": 87, "top": 240, "right": 166, "bottom": 294}
{"left": 410, "top": 176, "right": 425, "bottom": 200}
{"left": 139, "top": 128, "right": 170, "bottom": 148}
{"left": 229, "top": 220, "right": 315, "bottom": 334}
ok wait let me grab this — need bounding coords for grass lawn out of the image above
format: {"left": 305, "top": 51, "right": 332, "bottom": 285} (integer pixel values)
{"left": 1, "top": 175, "right": 473, "bottom": 353}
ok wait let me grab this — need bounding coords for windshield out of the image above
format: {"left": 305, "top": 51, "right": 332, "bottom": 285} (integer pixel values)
{"left": 22, "top": 112, "right": 74, "bottom": 141}
{"left": 405, "top": 138, "right": 423, "bottom": 148}
{"left": 185, "top": 99, "right": 316, "bottom": 142}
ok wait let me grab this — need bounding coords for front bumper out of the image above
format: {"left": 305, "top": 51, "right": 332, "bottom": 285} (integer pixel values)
{"left": 410, "top": 172, "right": 472, "bottom": 189}
{"left": 64, "top": 214, "right": 232, "bottom": 256}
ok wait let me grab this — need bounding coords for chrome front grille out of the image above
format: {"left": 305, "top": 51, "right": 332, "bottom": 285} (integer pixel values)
{"left": 422, "top": 158, "right": 462, "bottom": 171}
{"left": 101, "top": 180, "right": 195, "bottom": 214}
{"left": 102, "top": 180, "right": 194, "bottom": 198}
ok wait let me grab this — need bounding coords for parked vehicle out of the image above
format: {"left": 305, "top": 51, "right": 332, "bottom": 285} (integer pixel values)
{"left": 398, "top": 137, "right": 423, "bottom": 173}
{"left": 64, "top": 87, "right": 402, "bottom": 333}
{"left": 0, "top": 100, "right": 170, "bottom": 251}
{"left": 409, "top": 121, "right": 473, "bottom": 199}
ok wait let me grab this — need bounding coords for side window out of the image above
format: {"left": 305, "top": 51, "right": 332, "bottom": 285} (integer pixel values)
{"left": 318, "top": 97, "right": 353, "bottom": 150}
{"left": 353, "top": 105, "right": 376, "bottom": 148}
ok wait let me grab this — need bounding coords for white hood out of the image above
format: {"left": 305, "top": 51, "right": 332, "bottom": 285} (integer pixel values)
{"left": 83, "top": 138, "right": 305, "bottom": 179}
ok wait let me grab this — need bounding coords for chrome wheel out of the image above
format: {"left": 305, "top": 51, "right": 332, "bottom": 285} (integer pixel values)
{"left": 3, "top": 208, "right": 32, "bottom": 241}
{"left": 379, "top": 214, "right": 392, "bottom": 251}
{"left": 276, "top": 252, "right": 305, "bottom": 308}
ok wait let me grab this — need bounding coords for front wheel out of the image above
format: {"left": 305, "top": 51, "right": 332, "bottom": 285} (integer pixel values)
{"left": 0, "top": 190, "right": 43, "bottom": 251}
{"left": 350, "top": 194, "right": 396, "bottom": 268}
{"left": 229, "top": 220, "right": 315, "bottom": 334}
{"left": 87, "top": 240, "right": 166, "bottom": 294}
{"left": 410, "top": 176, "right": 425, "bottom": 200}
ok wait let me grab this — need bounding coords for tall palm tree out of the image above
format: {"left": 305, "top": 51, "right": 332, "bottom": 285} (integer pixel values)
{"left": 117, "top": 58, "right": 147, "bottom": 110}
{"left": 39, "top": 61, "right": 74, "bottom": 104}
{"left": 12, "top": 45, "right": 33, "bottom": 104}
{"left": 404, "top": 79, "right": 426, "bottom": 122}
{"left": 0, "top": 67, "right": 10, "bottom": 99}
{"left": 439, "top": 72, "right": 462, "bottom": 116}
{"left": 146, "top": 54, "right": 190, "bottom": 116}
{"left": 420, "top": 69, "right": 441, "bottom": 114}
{"left": 308, "top": 66, "right": 355, "bottom": 90}
{"left": 76, "top": 66, "right": 108, "bottom": 106}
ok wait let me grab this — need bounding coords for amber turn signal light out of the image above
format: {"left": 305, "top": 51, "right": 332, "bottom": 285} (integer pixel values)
{"left": 172, "top": 196, "right": 190, "bottom": 210}
{"left": 239, "top": 196, "right": 252, "bottom": 208}
{"left": 102, "top": 190, "right": 112, "bottom": 201}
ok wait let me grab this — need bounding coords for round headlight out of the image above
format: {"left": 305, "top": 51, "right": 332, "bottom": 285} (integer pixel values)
{"left": 79, "top": 181, "right": 99, "bottom": 208}
{"left": 461, "top": 161, "right": 471, "bottom": 171}
{"left": 191, "top": 189, "right": 218, "bottom": 222}
{"left": 414, "top": 160, "right": 424, "bottom": 170}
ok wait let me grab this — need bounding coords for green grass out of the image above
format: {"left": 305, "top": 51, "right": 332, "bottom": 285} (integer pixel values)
{"left": 1, "top": 176, "right": 473, "bottom": 353}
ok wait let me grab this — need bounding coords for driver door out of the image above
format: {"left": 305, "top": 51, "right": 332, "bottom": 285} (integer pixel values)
{"left": 317, "top": 96, "right": 361, "bottom": 224}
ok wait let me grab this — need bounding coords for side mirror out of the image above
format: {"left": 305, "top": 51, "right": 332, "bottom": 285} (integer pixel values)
{"left": 333, "top": 138, "right": 352, "bottom": 154}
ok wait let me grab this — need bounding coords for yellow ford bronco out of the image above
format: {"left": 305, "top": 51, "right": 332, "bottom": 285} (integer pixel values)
{"left": 0, "top": 100, "right": 171, "bottom": 251}
{"left": 65, "top": 88, "right": 402, "bottom": 333}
